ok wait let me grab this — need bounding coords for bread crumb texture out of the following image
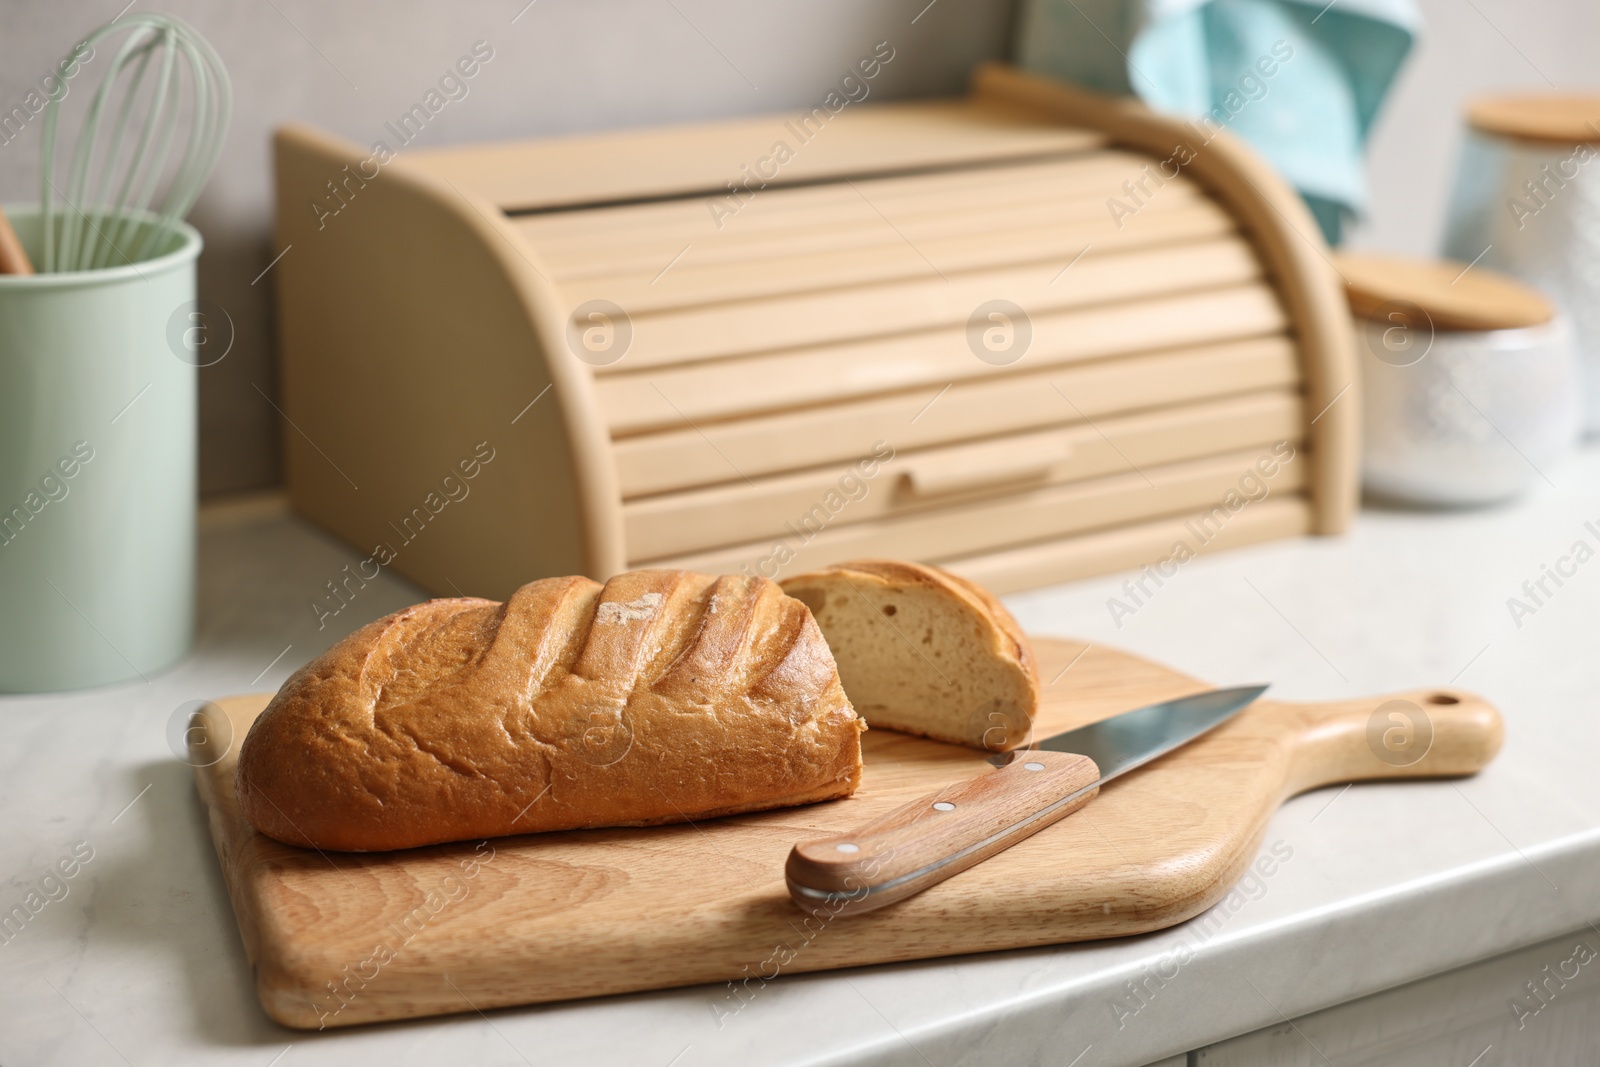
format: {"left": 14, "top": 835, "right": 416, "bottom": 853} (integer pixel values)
{"left": 781, "top": 559, "right": 1038, "bottom": 750}
{"left": 235, "top": 571, "right": 864, "bottom": 851}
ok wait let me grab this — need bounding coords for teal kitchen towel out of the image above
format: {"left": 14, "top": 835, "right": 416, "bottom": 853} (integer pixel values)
{"left": 1015, "top": 0, "right": 1418, "bottom": 243}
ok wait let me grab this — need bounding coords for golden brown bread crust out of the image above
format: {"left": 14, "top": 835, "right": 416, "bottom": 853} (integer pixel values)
{"left": 840, "top": 559, "right": 1037, "bottom": 680}
{"left": 236, "top": 570, "right": 865, "bottom": 851}
{"left": 780, "top": 559, "right": 1039, "bottom": 749}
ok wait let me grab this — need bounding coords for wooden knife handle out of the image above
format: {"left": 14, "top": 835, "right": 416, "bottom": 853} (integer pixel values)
{"left": 785, "top": 749, "right": 1100, "bottom": 916}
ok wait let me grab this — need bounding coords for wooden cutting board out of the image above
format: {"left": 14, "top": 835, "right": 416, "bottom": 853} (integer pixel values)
{"left": 191, "top": 637, "right": 1502, "bottom": 1030}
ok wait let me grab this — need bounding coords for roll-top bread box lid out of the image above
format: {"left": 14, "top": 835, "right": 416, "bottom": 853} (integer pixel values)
{"left": 272, "top": 63, "right": 1356, "bottom": 599}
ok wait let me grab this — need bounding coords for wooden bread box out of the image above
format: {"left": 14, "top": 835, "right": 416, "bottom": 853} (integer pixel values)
{"left": 272, "top": 64, "right": 1356, "bottom": 599}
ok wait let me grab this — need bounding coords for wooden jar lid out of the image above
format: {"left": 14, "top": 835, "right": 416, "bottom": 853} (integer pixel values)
{"left": 1333, "top": 252, "right": 1554, "bottom": 332}
{"left": 1466, "top": 94, "right": 1600, "bottom": 145}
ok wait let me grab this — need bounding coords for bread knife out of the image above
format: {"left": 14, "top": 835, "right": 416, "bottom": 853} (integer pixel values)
{"left": 785, "top": 685, "right": 1268, "bottom": 915}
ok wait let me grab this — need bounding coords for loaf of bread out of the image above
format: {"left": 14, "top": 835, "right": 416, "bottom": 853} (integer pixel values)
{"left": 781, "top": 560, "right": 1038, "bottom": 751}
{"left": 236, "top": 570, "right": 866, "bottom": 851}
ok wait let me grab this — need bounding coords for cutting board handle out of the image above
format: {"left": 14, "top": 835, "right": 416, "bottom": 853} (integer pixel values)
{"left": 1284, "top": 686, "right": 1503, "bottom": 794}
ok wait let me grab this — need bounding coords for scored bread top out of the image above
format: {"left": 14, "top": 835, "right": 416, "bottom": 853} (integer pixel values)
{"left": 236, "top": 570, "right": 865, "bottom": 852}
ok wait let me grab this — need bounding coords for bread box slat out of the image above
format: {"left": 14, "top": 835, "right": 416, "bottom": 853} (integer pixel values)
{"left": 272, "top": 64, "right": 1354, "bottom": 599}
{"left": 622, "top": 389, "right": 1303, "bottom": 561}
{"left": 595, "top": 257, "right": 1274, "bottom": 437}
{"left": 643, "top": 441, "right": 1305, "bottom": 579}
{"left": 947, "top": 496, "right": 1314, "bottom": 593}
{"left": 553, "top": 191, "right": 1237, "bottom": 314}
{"left": 404, "top": 97, "right": 1106, "bottom": 212}
{"left": 587, "top": 229, "right": 1253, "bottom": 385}
{"left": 535, "top": 192, "right": 1217, "bottom": 283}
{"left": 519, "top": 152, "right": 1207, "bottom": 279}
{"left": 515, "top": 151, "right": 1172, "bottom": 244}
{"left": 648, "top": 446, "right": 1308, "bottom": 578}
{"left": 610, "top": 330, "right": 1298, "bottom": 496}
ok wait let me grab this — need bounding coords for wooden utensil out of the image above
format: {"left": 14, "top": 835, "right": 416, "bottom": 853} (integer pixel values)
{"left": 189, "top": 637, "right": 1501, "bottom": 1029}
{"left": 0, "top": 205, "right": 33, "bottom": 275}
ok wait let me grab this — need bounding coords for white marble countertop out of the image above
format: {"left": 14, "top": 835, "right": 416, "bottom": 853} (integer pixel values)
{"left": 5, "top": 449, "right": 1600, "bottom": 1067}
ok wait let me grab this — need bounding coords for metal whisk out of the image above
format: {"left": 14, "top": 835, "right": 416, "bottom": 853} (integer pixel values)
{"left": 38, "top": 13, "right": 230, "bottom": 273}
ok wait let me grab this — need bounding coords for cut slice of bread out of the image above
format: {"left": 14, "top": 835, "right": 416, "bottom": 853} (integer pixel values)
{"left": 781, "top": 559, "right": 1038, "bottom": 750}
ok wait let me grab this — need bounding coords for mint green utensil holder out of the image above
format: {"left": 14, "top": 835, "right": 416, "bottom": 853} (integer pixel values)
{"left": 0, "top": 206, "right": 201, "bottom": 691}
